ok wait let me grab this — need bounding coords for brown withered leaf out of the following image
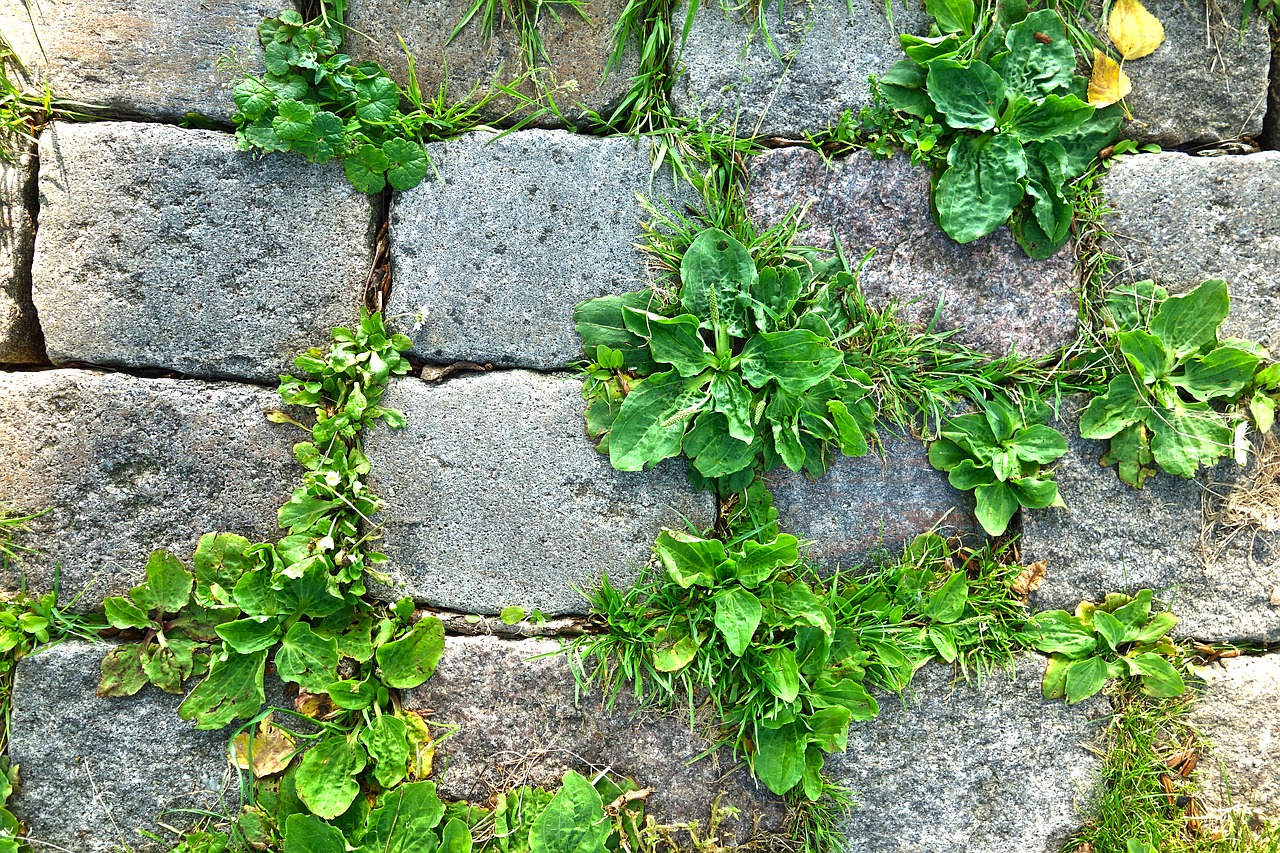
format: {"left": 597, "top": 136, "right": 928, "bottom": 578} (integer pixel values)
{"left": 1011, "top": 560, "right": 1048, "bottom": 597}
{"left": 231, "top": 714, "right": 297, "bottom": 778}
{"left": 294, "top": 689, "right": 340, "bottom": 721}
{"left": 1108, "top": 0, "right": 1165, "bottom": 59}
{"left": 1088, "top": 50, "right": 1133, "bottom": 108}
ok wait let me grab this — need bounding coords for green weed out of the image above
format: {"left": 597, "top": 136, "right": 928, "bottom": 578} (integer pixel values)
{"left": 450, "top": 0, "right": 590, "bottom": 71}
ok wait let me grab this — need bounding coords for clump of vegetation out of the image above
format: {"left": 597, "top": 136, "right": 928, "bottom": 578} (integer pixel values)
{"left": 575, "top": 530, "right": 1035, "bottom": 800}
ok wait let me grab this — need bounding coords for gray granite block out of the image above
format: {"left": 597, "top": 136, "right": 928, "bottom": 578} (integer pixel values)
{"left": 33, "top": 121, "right": 369, "bottom": 383}
{"left": 0, "top": 144, "right": 42, "bottom": 364}
{"left": 365, "top": 371, "right": 716, "bottom": 615}
{"left": 0, "top": 369, "right": 298, "bottom": 610}
{"left": 747, "top": 146, "right": 1079, "bottom": 358}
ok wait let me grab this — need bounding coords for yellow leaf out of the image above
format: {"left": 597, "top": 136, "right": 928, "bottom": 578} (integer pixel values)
{"left": 403, "top": 709, "right": 434, "bottom": 780}
{"left": 1087, "top": 50, "right": 1132, "bottom": 108}
{"left": 1108, "top": 0, "right": 1165, "bottom": 60}
{"left": 230, "top": 714, "right": 297, "bottom": 778}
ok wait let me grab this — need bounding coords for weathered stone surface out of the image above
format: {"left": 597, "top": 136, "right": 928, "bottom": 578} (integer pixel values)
{"left": 669, "top": 0, "right": 931, "bottom": 138}
{"left": 1189, "top": 654, "right": 1280, "bottom": 822}
{"left": 829, "top": 656, "right": 1106, "bottom": 852}
{"left": 387, "top": 129, "right": 686, "bottom": 369}
{"left": 0, "top": 145, "right": 42, "bottom": 364}
{"left": 8, "top": 641, "right": 233, "bottom": 853}
{"left": 403, "top": 634, "right": 788, "bottom": 843}
{"left": 0, "top": 0, "right": 271, "bottom": 124}
{"left": 1089, "top": 0, "right": 1271, "bottom": 146}
{"left": 1265, "top": 38, "right": 1280, "bottom": 150}
{"left": 1022, "top": 398, "right": 1280, "bottom": 643}
{"left": 345, "top": 0, "right": 638, "bottom": 128}
{"left": 1101, "top": 152, "right": 1280, "bottom": 350}
{"left": 366, "top": 371, "right": 716, "bottom": 615}
{"left": 766, "top": 430, "right": 982, "bottom": 571}
{"left": 747, "top": 147, "right": 1078, "bottom": 358}
{"left": 34, "top": 122, "right": 369, "bottom": 383}
{"left": 0, "top": 369, "right": 298, "bottom": 610}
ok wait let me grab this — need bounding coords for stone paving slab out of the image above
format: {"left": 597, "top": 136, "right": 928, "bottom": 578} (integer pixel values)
{"left": 668, "top": 0, "right": 931, "bottom": 139}
{"left": 0, "top": 146, "right": 42, "bottom": 364}
{"left": 1093, "top": 0, "right": 1271, "bottom": 146}
{"left": 8, "top": 641, "right": 235, "bottom": 853}
{"left": 829, "top": 655, "right": 1106, "bottom": 852}
{"left": 0, "top": 0, "right": 272, "bottom": 124}
{"left": 747, "top": 147, "right": 1078, "bottom": 358}
{"left": 1101, "top": 151, "right": 1280, "bottom": 350}
{"left": 387, "top": 129, "right": 688, "bottom": 370}
{"left": 1189, "top": 654, "right": 1280, "bottom": 823}
{"left": 766, "top": 430, "right": 982, "bottom": 571}
{"left": 1022, "top": 399, "right": 1280, "bottom": 643}
{"left": 345, "top": 0, "right": 638, "bottom": 128}
{"left": 0, "top": 369, "right": 298, "bottom": 610}
{"left": 404, "top": 634, "right": 788, "bottom": 843}
{"left": 365, "top": 371, "right": 716, "bottom": 616}
{"left": 33, "top": 121, "right": 370, "bottom": 383}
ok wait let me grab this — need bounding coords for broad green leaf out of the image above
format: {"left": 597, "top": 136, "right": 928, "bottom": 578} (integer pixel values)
{"left": 178, "top": 649, "right": 268, "bottom": 730}
{"left": 363, "top": 781, "right": 444, "bottom": 853}
{"left": 441, "top": 819, "right": 474, "bottom": 853}
{"left": 1027, "top": 611, "right": 1097, "bottom": 658}
{"left": 1009, "top": 476, "right": 1061, "bottom": 508}
{"left": 927, "top": 438, "right": 970, "bottom": 471}
{"left": 1003, "top": 94, "right": 1093, "bottom": 141}
{"left": 530, "top": 770, "right": 608, "bottom": 853}
{"left": 1147, "top": 401, "right": 1232, "bottom": 478}
{"left": 360, "top": 715, "right": 410, "bottom": 788}
{"left": 1130, "top": 652, "right": 1186, "bottom": 697}
{"left": 769, "top": 582, "right": 833, "bottom": 635}
{"left": 140, "top": 550, "right": 194, "bottom": 614}
{"left": 901, "top": 32, "right": 962, "bottom": 63}
{"left": 142, "top": 641, "right": 195, "bottom": 694}
{"left": 296, "top": 735, "right": 367, "bottom": 820}
{"left": 813, "top": 675, "right": 878, "bottom": 720}
{"left": 735, "top": 535, "right": 799, "bottom": 587}
{"left": 233, "top": 80, "right": 275, "bottom": 121}
{"left": 805, "top": 706, "right": 853, "bottom": 753}
{"left": 573, "top": 291, "right": 659, "bottom": 374}
{"left": 1079, "top": 375, "right": 1142, "bottom": 439}
{"left": 750, "top": 265, "right": 803, "bottom": 331}
{"left": 684, "top": 412, "right": 756, "bottom": 478}
{"left": 275, "top": 622, "right": 339, "bottom": 693}
{"left": 653, "top": 629, "right": 699, "bottom": 672}
{"left": 1065, "top": 655, "right": 1110, "bottom": 703}
{"left": 216, "top": 615, "right": 283, "bottom": 654}
{"left": 275, "top": 561, "right": 346, "bottom": 618}
{"left": 1042, "top": 653, "right": 1070, "bottom": 699}
{"left": 1002, "top": 9, "right": 1075, "bottom": 98}
{"left": 935, "top": 133, "right": 1028, "bottom": 244}
{"left": 714, "top": 587, "right": 763, "bottom": 656}
{"left": 345, "top": 145, "right": 389, "bottom": 194}
{"left": 739, "top": 329, "right": 843, "bottom": 394}
{"left": 327, "top": 678, "right": 377, "bottom": 710}
{"left": 974, "top": 480, "right": 1020, "bottom": 535}
{"left": 277, "top": 494, "right": 340, "bottom": 533}
{"left": 1131, "top": 611, "right": 1178, "bottom": 643}
{"left": 272, "top": 98, "right": 315, "bottom": 140}
{"left": 376, "top": 617, "right": 445, "bottom": 689}
{"left": 1103, "top": 422, "right": 1157, "bottom": 488}
{"left": 923, "top": 571, "right": 968, "bottom": 623}
{"left": 98, "top": 644, "right": 148, "bottom": 697}
{"left": 282, "top": 814, "right": 346, "bottom": 853}
{"left": 878, "top": 59, "right": 936, "bottom": 118}
{"left": 1092, "top": 610, "right": 1126, "bottom": 651}
{"left": 946, "top": 458, "right": 997, "bottom": 490}
{"left": 655, "top": 529, "right": 726, "bottom": 588}
{"left": 1111, "top": 589, "right": 1154, "bottom": 637}
{"left": 193, "top": 533, "right": 255, "bottom": 607}
{"left": 925, "top": 59, "right": 1005, "bottom": 130}
{"left": 762, "top": 647, "right": 800, "bottom": 702}
{"left": 1151, "top": 279, "right": 1229, "bottom": 359}
{"left": 926, "top": 0, "right": 975, "bottom": 33}
{"left": 354, "top": 75, "right": 400, "bottom": 123}
{"left": 827, "top": 399, "right": 869, "bottom": 457}
{"left": 1011, "top": 424, "right": 1068, "bottom": 463}
{"left": 929, "top": 625, "right": 959, "bottom": 662}
{"left": 1119, "top": 329, "right": 1171, "bottom": 383}
{"left": 383, "top": 138, "right": 430, "bottom": 191}
{"left": 104, "top": 596, "right": 152, "bottom": 630}
{"left": 711, "top": 373, "right": 754, "bottom": 443}
{"left": 754, "top": 722, "right": 806, "bottom": 795}
{"left": 609, "top": 371, "right": 708, "bottom": 472}
{"left": 1019, "top": 140, "right": 1072, "bottom": 255}
{"left": 623, "top": 310, "right": 715, "bottom": 378}
{"left": 679, "top": 228, "right": 756, "bottom": 336}
{"left": 1175, "top": 346, "right": 1260, "bottom": 402}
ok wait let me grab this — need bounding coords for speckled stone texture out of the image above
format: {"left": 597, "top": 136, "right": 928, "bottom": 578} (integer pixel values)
{"left": 0, "top": 370, "right": 298, "bottom": 610}
{"left": 669, "top": 0, "right": 931, "bottom": 138}
{"left": 747, "top": 147, "right": 1078, "bottom": 358}
{"left": 0, "top": 0, "right": 271, "bottom": 123}
{"left": 1189, "top": 654, "right": 1280, "bottom": 823}
{"left": 366, "top": 372, "right": 715, "bottom": 615}
{"left": 1022, "top": 398, "right": 1280, "bottom": 643}
{"left": 345, "top": 0, "right": 638, "bottom": 127}
{"left": 766, "top": 430, "right": 982, "bottom": 571}
{"left": 0, "top": 144, "right": 42, "bottom": 363}
{"left": 387, "top": 129, "right": 689, "bottom": 369}
{"left": 1088, "top": 0, "right": 1271, "bottom": 146}
{"left": 403, "top": 635, "right": 787, "bottom": 844}
{"left": 33, "top": 122, "right": 369, "bottom": 383}
{"left": 8, "top": 641, "right": 234, "bottom": 853}
{"left": 1101, "top": 152, "right": 1280, "bottom": 350}
{"left": 829, "top": 656, "right": 1106, "bottom": 852}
